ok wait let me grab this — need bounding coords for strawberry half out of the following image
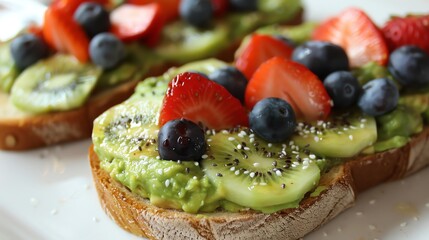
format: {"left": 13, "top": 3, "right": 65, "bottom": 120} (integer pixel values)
{"left": 235, "top": 34, "right": 293, "bottom": 79}
{"left": 382, "top": 15, "right": 429, "bottom": 54}
{"left": 313, "top": 8, "right": 388, "bottom": 67}
{"left": 245, "top": 57, "right": 332, "bottom": 121}
{"left": 159, "top": 72, "right": 249, "bottom": 130}
{"left": 110, "top": 3, "right": 162, "bottom": 42}
{"left": 128, "top": 0, "right": 180, "bottom": 22}
{"left": 43, "top": 5, "right": 90, "bottom": 62}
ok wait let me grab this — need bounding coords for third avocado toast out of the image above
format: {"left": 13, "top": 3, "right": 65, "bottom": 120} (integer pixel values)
{"left": 91, "top": 6, "right": 429, "bottom": 240}
{"left": 0, "top": 0, "right": 304, "bottom": 150}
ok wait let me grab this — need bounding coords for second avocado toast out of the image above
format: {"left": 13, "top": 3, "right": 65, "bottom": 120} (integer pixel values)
{"left": 90, "top": 6, "right": 429, "bottom": 240}
{"left": 0, "top": 0, "right": 303, "bottom": 150}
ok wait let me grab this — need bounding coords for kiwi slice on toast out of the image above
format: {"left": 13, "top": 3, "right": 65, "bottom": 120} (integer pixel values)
{"left": 10, "top": 54, "right": 101, "bottom": 114}
{"left": 292, "top": 113, "right": 377, "bottom": 158}
{"left": 155, "top": 21, "right": 228, "bottom": 63}
{"left": 202, "top": 130, "right": 321, "bottom": 212}
{"left": 0, "top": 42, "right": 18, "bottom": 93}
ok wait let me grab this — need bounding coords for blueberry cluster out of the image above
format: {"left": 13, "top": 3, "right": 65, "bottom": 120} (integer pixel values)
{"left": 11, "top": 2, "right": 124, "bottom": 71}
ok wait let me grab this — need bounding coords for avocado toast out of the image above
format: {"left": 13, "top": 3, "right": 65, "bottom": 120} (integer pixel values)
{"left": 89, "top": 6, "right": 429, "bottom": 240}
{"left": 0, "top": 0, "right": 303, "bottom": 151}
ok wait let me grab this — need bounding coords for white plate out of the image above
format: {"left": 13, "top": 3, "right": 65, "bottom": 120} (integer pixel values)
{"left": 1, "top": 1, "right": 429, "bottom": 239}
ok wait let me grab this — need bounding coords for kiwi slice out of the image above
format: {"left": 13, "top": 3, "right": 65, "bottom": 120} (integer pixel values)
{"left": 0, "top": 42, "right": 18, "bottom": 93}
{"left": 202, "top": 129, "right": 321, "bottom": 212}
{"left": 292, "top": 112, "right": 377, "bottom": 158}
{"left": 155, "top": 20, "right": 229, "bottom": 64}
{"left": 10, "top": 54, "right": 101, "bottom": 113}
{"left": 93, "top": 75, "right": 169, "bottom": 160}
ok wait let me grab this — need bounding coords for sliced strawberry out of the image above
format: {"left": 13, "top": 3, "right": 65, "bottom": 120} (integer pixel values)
{"left": 245, "top": 57, "right": 331, "bottom": 121}
{"left": 235, "top": 34, "right": 293, "bottom": 80}
{"left": 127, "top": 0, "right": 180, "bottom": 22}
{"left": 313, "top": 8, "right": 388, "bottom": 67}
{"left": 212, "top": 0, "right": 229, "bottom": 17}
{"left": 43, "top": 6, "right": 89, "bottom": 62}
{"left": 159, "top": 72, "right": 249, "bottom": 130}
{"left": 140, "top": 10, "right": 166, "bottom": 47}
{"left": 382, "top": 15, "right": 429, "bottom": 54}
{"left": 110, "top": 3, "right": 162, "bottom": 42}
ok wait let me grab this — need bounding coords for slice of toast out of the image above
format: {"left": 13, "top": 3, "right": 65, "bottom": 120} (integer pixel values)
{"left": 0, "top": 9, "right": 303, "bottom": 151}
{"left": 89, "top": 126, "right": 429, "bottom": 240}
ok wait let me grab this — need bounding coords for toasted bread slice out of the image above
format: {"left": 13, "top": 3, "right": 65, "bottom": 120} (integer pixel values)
{"left": 89, "top": 126, "right": 429, "bottom": 240}
{"left": 0, "top": 9, "right": 303, "bottom": 151}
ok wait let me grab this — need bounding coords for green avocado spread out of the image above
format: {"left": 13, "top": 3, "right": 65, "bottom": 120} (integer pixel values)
{"left": 92, "top": 21, "right": 429, "bottom": 214}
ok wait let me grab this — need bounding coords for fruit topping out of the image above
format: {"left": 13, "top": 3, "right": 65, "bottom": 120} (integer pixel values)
{"left": 293, "top": 113, "right": 377, "bottom": 158}
{"left": 235, "top": 34, "right": 293, "bottom": 79}
{"left": 10, "top": 55, "right": 101, "bottom": 113}
{"left": 128, "top": 0, "right": 180, "bottom": 22}
{"left": 245, "top": 57, "right": 332, "bottom": 121}
{"left": 249, "top": 98, "right": 296, "bottom": 143}
{"left": 53, "top": 0, "right": 109, "bottom": 16}
{"left": 10, "top": 34, "right": 49, "bottom": 70}
{"left": 388, "top": 45, "right": 429, "bottom": 88}
{"left": 89, "top": 33, "right": 125, "bottom": 69}
{"left": 382, "top": 15, "right": 429, "bottom": 54}
{"left": 313, "top": 8, "right": 389, "bottom": 67}
{"left": 291, "top": 41, "right": 349, "bottom": 80}
{"left": 74, "top": 2, "right": 110, "bottom": 38}
{"left": 158, "top": 118, "right": 206, "bottom": 161}
{"left": 229, "top": 0, "right": 257, "bottom": 12}
{"left": 323, "top": 71, "right": 361, "bottom": 108}
{"left": 180, "top": 0, "right": 214, "bottom": 28}
{"left": 202, "top": 130, "right": 321, "bottom": 212}
{"left": 207, "top": 66, "right": 247, "bottom": 103}
{"left": 43, "top": 5, "right": 90, "bottom": 62}
{"left": 110, "top": 3, "right": 162, "bottom": 42}
{"left": 358, "top": 78, "right": 399, "bottom": 116}
{"left": 159, "top": 72, "right": 248, "bottom": 130}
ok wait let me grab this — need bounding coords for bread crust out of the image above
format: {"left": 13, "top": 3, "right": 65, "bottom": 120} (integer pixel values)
{"left": 0, "top": 9, "right": 304, "bottom": 151}
{"left": 89, "top": 126, "right": 429, "bottom": 240}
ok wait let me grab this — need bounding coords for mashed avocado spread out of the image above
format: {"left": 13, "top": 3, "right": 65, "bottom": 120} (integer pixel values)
{"left": 93, "top": 22, "right": 429, "bottom": 214}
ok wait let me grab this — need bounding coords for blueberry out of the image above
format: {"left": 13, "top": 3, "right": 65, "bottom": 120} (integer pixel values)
{"left": 358, "top": 78, "right": 399, "bottom": 116}
{"left": 10, "top": 34, "right": 49, "bottom": 70}
{"left": 158, "top": 118, "right": 206, "bottom": 161}
{"left": 179, "top": 0, "right": 213, "bottom": 28}
{"left": 89, "top": 33, "right": 125, "bottom": 69}
{"left": 249, "top": 98, "right": 296, "bottom": 143}
{"left": 229, "top": 0, "right": 257, "bottom": 12}
{"left": 74, "top": 3, "right": 110, "bottom": 38}
{"left": 273, "top": 35, "right": 296, "bottom": 48}
{"left": 388, "top": 45, "right": 429, "bottom": 88}
{"left": 324, "top": 71, "right": 361, "bottom": 108}
{"left": 208, "top": 66, "right": 248, "bottom": 103}
{"left": 292, "top": 41, "right": 349, "bottom": 80}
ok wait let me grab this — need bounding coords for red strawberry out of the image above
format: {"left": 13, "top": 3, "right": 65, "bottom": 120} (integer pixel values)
{"left": 245, "top": 57, "right": 332, "bottom": 121}
{"left": 235, "top": 34, "right": 293, "bottom": 79}
{"left": 127, "top": 0, "right": 180, "bottom": 22}
{"left": 43, "top": 6, "right": 90, "bottom": 62}
{"left": 27, "top": 24, "right": 44, "bottom": 39}
{"left": 212, "top": 0, "right": 229, "bottom": 16}
{"left": 159, "top": 72, "right": 249, "bottom": 130}
{"left": 382, "top": 15, "right": 429, "bottom": 54}
{"left": 313, "top": 8, "right": 388, "bottom": 67}
{"left": 110, "top": 3, "right": 162, "bottom": 42}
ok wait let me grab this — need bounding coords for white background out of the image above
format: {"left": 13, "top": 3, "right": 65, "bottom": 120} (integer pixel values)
{"left": 1, "top": 0, "right": 429, "bottom": 239}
